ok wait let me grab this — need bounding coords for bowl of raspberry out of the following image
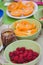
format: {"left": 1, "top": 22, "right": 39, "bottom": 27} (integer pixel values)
{"left": 4, "top": 40, "right": 41, "bottom": 65}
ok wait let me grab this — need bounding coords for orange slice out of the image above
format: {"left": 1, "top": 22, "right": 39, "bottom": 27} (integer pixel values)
{"left": 25, "top": 1, "right": 34, "bottom": 8}
{"left": 23, "top": 7, "right": 34, "bottom": 16}
{"left": 8, "top": 2, "right": 18, "bottom": 12}
{"left": 14, "top": 29, "right": 28, "bottom": 36}
{"left": 31, "top": 28, "right": 37, "bottom": 34}
{"left": 11, "top": 9, "right": 22, "bottom": 17}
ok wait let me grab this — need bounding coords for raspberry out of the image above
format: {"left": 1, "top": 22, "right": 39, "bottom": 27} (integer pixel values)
{"left": 9, "top": 52, "right": 13, "bottom": 57}
{"left": 13, "top": 51, "right": 17, "bottom": 55}
{"left": 19, "top": 54, "right": 23, "bottom": 58}
{"left": 26, "top": 50, "right": 33, "bottom": 61}
{"left": 18, "top": 57, "right": 24, "bottom": 63}
{"left": 13, "top": 51, "right": 20, "bottom": 56}
{"left": 28, "top": 49, "right": 33, "bottom": 53}
{"left": 23, "top": 51, "right": 28, "bottom": 57}
{"left": 16, "top": 51, "right": 20, "bottom": 55}
{"left": 33, "top": 52, "right": 39, "bottom": 57}
{"left": 16, "top": 47, "right": 21, "bottom": 51}
{"left": 32, "top": 56, "right": 37, "bottom": 60}
{"left": 27, "top": 54, "right": 32, "bottom": 61}
{"left": 14, "top": 56, "right": 19, "bottom": 62}
{"left": 10, "top": 55, "right": 14, "bottom": 61}
{"left": 20, "top": 47, "right": 25, "bottom": 51}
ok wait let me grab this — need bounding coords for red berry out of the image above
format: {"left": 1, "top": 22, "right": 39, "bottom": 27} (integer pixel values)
{"left": 23, "top": 51, "right": 28, "bottom": 57}
{"left": 10, "top": 56, "right": 14, "bottom": 61}
{"left": 33, "top": 52, "right": 39, "bottom": 57}
{"left": 19, "top": 51, "right": 23, "bottom": 54}
{"left": 16, "top": 47, "right": 21, "bottom": 51}
{"left": 19, "top": 54, "right": 23, "bottom": 58}
{"left": 13, "top": 51, "right": 17, "bottom": 55}
{"left": 16, "top": 51, "right": 20, "bottom": 55}
{"left": 9, "top": 52, "right": 13, "bottom": 57}
{"left": 32, "top": 56, "right": 37, "bottom": 60}
{"left": 26, "top": 50, "right": 33, "bottom": 61}
{"left": 14, "top": 56, "right": 19, "bottom": 62}
{"left": 13, "top": 51, "right": 20, "bottom": 56}
{"left": 18, "top": 57, "right": 24, "bottom": 63}
{"left": 20, "top": 47, "right": 25, "bottom": 51}
{"left": 28, "top": 49, "right": 33, "bottom": 53}
{"left": 27, "top": 54, "right": 32, "bottom": 61}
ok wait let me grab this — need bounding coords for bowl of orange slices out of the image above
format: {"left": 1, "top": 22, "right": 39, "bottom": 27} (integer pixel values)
{"left": 9, "top": 19, "right": 41, "bottom": 40}
{"left": 6, "top": 1, "right": 38, "bottom": 19}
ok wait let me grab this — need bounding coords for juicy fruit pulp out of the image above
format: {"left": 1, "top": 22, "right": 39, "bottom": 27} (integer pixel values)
{"left": 13, "top": 20, "right": 37, "bottom": 36}
{"left": 9, "top": 47, "right": 39, "bottom": 64}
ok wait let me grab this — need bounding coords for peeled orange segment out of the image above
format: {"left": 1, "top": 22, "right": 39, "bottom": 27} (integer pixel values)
{"left": 13, "top": 22, "right": 20, "bottom": 29}
{"left": 16, "top": 1, "right": 27, "bottom": 10}
{"left": 31, "top": 28, "right": 37, "bottom": 34}
{"left": 17, "top": 2, "right": 23, "bottom": 9}
{"left": 27, "top": 23, "right": 36, "bottom": 30}
{"left": 16, "top": 25, "right": 29, "bottom": 31}
{"left": 14, "top": 30, "right": 29, "bottom": 36}
{"left": 22, "top": 7, "right": 34, "bottom": 16}
{"left": 10, "top": 9, "right": 22, "bottom": 17}
{"left": 20, "top": 20, "right": 30, "bottom": 25}
{"left": 22, "top": 4, "right": 27, "bottom": 9}
{"left": 31, "top": 23, "right": 36, "bottom": 29}
{"left": 25, "top": 1, "right": 34, "bottom": 8}
{"left": 8, "top": 2, "right": 18, "bottom": 12}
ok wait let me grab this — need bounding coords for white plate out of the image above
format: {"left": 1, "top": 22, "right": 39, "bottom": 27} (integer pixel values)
{"left": 6, "top": 1, "right": 38, "bottom": 19}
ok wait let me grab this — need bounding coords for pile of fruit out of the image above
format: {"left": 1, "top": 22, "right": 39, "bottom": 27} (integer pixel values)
{"left": 13, "top": 20, "right": 37, "bottom": 36}
{"left": 8, "top": 1, "right": 34, "bottom": 17}
{"left": 9, "top": 47, "right": 39, "bottom": 64}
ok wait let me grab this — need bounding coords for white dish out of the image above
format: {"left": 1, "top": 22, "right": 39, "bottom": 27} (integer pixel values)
{"left": 6, "top": 1, "right": 38, "bottom": 19}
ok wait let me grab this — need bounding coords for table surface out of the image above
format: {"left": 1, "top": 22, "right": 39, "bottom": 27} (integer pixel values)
{"left": 0, "top": 1, "right": 43, "bottom": 65}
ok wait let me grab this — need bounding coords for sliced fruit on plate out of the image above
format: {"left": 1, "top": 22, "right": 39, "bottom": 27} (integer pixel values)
{"left": 22, "top": 7, "right": 34, "bottom": 16}
{"left": 10, "top": 9, "right": 22, "bottom": 17}
{"left": 8, "top": 2, "right": 18, "bottom": 12}
{"left": 25, "top": 1, "right": 34, "bottom": 8}
{"left": 7, "top": 1, "right": 35, "bottom": 17}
